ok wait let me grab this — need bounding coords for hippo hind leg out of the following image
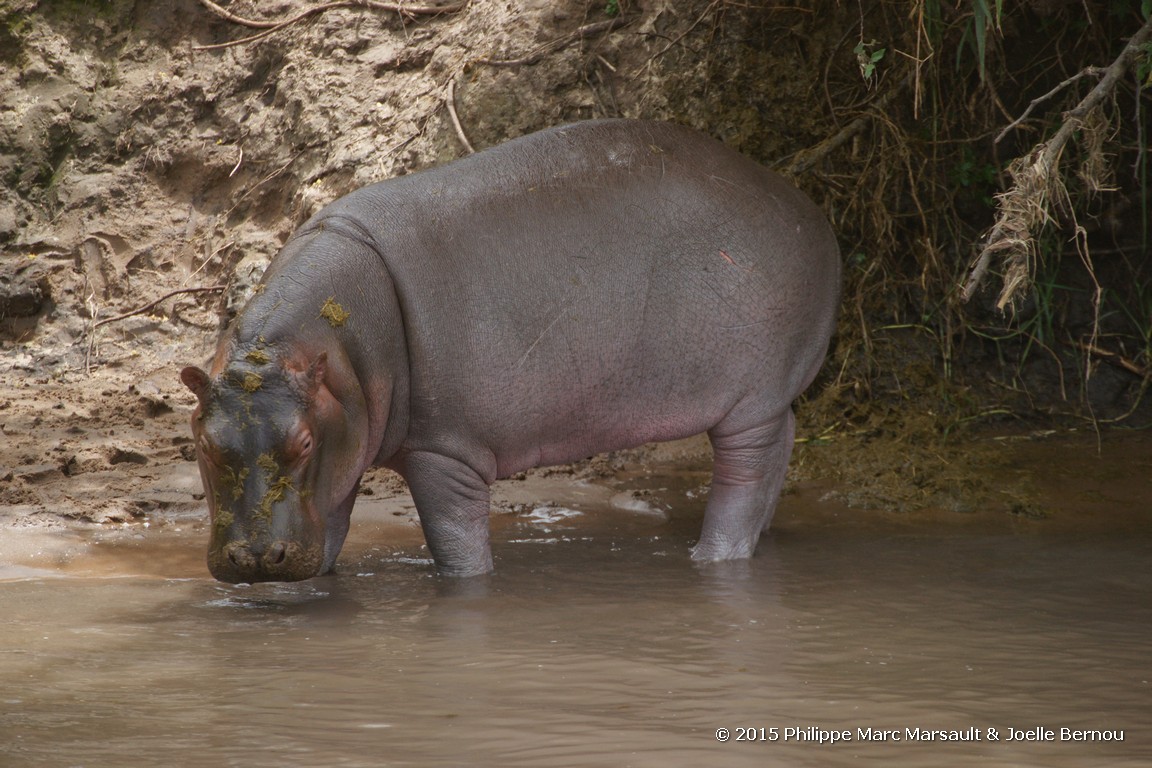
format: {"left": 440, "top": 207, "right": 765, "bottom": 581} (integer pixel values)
{"left": 692, "top": 408, "right": 795, "bottom": 562}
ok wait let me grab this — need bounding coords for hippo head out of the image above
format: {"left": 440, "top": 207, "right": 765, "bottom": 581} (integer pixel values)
{"left": 181, "top": 350, "right": 360, "bottom": 583}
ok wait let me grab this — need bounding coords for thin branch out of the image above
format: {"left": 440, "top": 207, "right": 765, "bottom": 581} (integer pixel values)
{"left": 195, "top": 25, "right": 282, "bottom": 51}
{"left": 187, "top": 240, "right": 236, "bottom": 283}
{"left": 642, "top": 1, "right": 719, "bottom": 67}
{"left": 222, "top": 150, "right": 307, "bottom": 221}
{"left": 194, "top": 0, "right": 466, "bottom": 51}
{"left": 995, "top": 66, "right": 1106, "bottom": 144}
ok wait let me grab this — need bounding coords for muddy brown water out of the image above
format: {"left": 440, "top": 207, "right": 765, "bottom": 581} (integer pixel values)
{"left": 1, "top": 434, "right": 1150, "bottom": 767}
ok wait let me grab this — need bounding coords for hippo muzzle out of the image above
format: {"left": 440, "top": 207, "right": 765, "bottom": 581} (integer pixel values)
{"left": 207, "top": 536, "right": 324, "bottom": 583}
{"left": 203, "top": 463, "right": 329, "bottom": 583}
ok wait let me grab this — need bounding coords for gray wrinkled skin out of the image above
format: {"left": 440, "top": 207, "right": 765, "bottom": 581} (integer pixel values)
{"left": 181, "top": 119, "right": 841, "bottom": 582}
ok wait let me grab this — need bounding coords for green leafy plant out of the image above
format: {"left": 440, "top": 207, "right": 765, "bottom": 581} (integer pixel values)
{"left": 951, "top": 146, "right": 998, "bottom": 206}
{"left": 853, "top": 39, "right": 886, "bottom": 84}
{"left": 960, "top": 0, "right": 1002, "bottom": 82}
{"left": 1138, "top": 41, "right": 1152, "bottom": 87}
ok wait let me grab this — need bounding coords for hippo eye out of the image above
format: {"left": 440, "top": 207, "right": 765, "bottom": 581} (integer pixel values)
{"left": 290, "top": 430, "right": 314, "bottom": 465}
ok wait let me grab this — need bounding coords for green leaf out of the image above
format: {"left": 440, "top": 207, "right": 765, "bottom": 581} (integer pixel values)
{"left": 973, "top": 0, "right": 989, "bottom": 82}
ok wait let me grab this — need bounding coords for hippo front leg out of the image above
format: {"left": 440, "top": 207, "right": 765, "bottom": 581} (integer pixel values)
{"left": 403, "top": 451, "right": 495, "bottom": 577}
{"left": 320, "top": 480, "right": 357, "bottom": 575}
{"left": 692, "top": 409, "right": 795, "bottom": 562}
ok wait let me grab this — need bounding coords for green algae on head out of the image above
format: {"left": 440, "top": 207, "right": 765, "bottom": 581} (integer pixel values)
{"left": 240, "top": 372, "right": 263, "bottom": 392}
{"left": 320, "top": 297, "right": 350, "bottom": 327}
{"left": 245, "top": 348, "right": 271, "bottom": 365}
{"left": 213, "top": 507, "right": 235, "bottom": 534}
{"left": 258, "top": 475, "right": 294, "bottom": 522}
{"left": 225, "top": 466, "right": 249, "bottom": 500}
{"left": 256, "top": 452, "right": 278, "bottom": 474}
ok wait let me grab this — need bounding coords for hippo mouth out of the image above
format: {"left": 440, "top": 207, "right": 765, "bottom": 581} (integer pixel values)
{"left": 207, "top": 538, "right": 325, "bottom": 583}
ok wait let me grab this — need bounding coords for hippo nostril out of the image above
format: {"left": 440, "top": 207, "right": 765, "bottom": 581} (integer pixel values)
{"left": 223, "top": 542, "right": 257, "bottom": 571}
{"left": 267, "top": 542, "right": 288, "bottom": 565}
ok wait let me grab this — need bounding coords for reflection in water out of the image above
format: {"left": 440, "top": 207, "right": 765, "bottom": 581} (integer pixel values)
{"left": 1, "top": 510, "right": 1150, "bottom": 767}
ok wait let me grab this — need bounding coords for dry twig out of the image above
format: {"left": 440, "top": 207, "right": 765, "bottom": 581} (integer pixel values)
{"left": 995, "top": 67, "right": 1106, "bottom": 144}
{"left": 1076, "top": 341, "right": 1150, "bottom": 380}
{"left": 642, "top": 1, "right": 719, "bottom": 67}
{"left": 445, "top": 74, "right": 475, "bottom": 154}
{"left": 85, "top": 285, "right": 227, "bottom": 375}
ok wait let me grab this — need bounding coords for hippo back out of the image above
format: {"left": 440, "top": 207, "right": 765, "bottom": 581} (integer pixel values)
{"left": 312, "top": 120, "right": 840, "bottom": 478}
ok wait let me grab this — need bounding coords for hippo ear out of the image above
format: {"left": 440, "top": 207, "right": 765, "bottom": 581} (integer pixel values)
{"left": 285, "top": 353, "right": 328, "bottom": 400}
{"left": 306, "top": 353, "right": 328, "bottom": 398}
{"left": 181, "top": 366, "right": 212, "bottom": 400}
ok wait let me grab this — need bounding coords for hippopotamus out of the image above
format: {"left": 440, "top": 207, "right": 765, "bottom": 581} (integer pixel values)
{"left": 180, "top": 119, "right": 840, "bottom": 583}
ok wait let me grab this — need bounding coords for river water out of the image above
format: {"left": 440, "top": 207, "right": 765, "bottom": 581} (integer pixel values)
{"left": 1, "top": 437, "right": 1149, "bottom": 767}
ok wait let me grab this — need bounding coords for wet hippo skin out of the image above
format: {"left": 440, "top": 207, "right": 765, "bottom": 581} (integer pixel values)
{"left": 180, "top": 119, "right": 841, "bottom": 582}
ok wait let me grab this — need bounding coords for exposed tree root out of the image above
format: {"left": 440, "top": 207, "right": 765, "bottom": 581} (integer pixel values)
{"left": 194, "top": 0, "right": 466, "bottom": 51}
{"left": 961, "top": 14, "right": 1152, "bottom": 308}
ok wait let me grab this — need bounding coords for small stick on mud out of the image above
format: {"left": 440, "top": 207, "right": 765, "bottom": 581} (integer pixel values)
{"left": 476, "top": 17, "right": 630, "bottom": 67}
{"left": 194, "top": 0, "right": 466, "bottom": 51}
{"left": 84, "top": 285, "right": 226, "bottom": 374}
{"left": 229, "top": 146, "right": 243, "bottom": 177}
{"left": 445, "top": 75, "right": 475, "bottom": 154}
{"left": 197, "top": 0, "right": 280, "bottom": 28}
{"left": 188, "top": 239, "right": 236, "bottom": 282}
{"left": 91, "top": 285, "right": 227, "bottom": 330}
{"left": 642, "top": 1, "right": 718, "bottom": 67}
